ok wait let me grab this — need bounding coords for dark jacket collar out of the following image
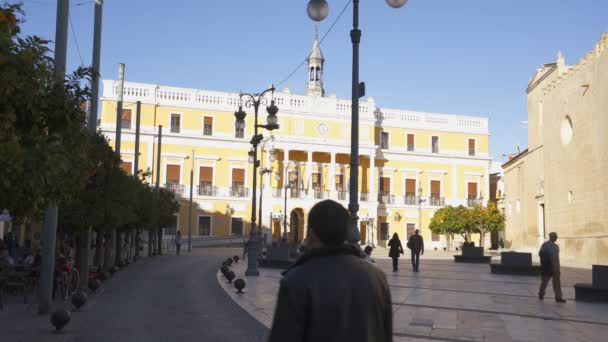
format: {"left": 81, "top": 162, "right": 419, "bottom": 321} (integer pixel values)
{"left": 282, "top": 243, "right": 364, "bottom": 275}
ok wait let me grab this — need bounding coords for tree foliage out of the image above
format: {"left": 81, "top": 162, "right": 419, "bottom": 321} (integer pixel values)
{"left": 430, "top": 203, "right": 505, "bottom": 247}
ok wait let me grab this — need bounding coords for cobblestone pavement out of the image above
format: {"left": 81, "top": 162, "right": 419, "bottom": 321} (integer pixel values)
{"left": 219, "top": 251, "right": 608, "bottom": 342}
{"left": 0, "top": 248, "right": 268, "bottom": 342}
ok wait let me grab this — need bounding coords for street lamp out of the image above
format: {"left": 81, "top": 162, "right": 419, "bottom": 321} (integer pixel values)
{"left": 283, "top": 184, "right": 291, "bottom": 243}
{"left": 307, "top": 0, "right": 408, "bottom": 244}
{"left": 418, "top": 187, "right": 426, "bottom": 235}
{"left": 234, "top": 87, "right": 279, "bottom": 276}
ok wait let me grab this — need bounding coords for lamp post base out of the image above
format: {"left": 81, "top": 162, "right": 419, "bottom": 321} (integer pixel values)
{"left": 245, "top": 234, "right": 260, "bottom": 277}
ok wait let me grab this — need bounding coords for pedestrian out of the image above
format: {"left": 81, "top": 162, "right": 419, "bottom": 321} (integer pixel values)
{"left": 538, "top": 232, "right": 566, "bottom": 302}
{"left": 363, "top": 245, "right": 375, "bottom": 264}
{"left": 242, "top": 239, "right": 248, "bottom": 261}
{"left": 388, "top": 233, "right": 404, "bottom": 272}
{"left": 268, "top": 200, "right": 393, "bottom": 342}
{"left": 3, "top": 230, "right": 16, "bottom": 258}
{"left": 174, "top": 231, "right": 182, "bottom": 256}
{"left": 407, "top": 229, "right": 424, "bottom": 272}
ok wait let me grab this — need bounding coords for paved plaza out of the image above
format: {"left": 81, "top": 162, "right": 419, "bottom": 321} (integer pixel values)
{"left": 220, "top": 250, "right": 608, "bottom": 342}
{"left": 0, "top": 248, "right": 267, "bottom": 342}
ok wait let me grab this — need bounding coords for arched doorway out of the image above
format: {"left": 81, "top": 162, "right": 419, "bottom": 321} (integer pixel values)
{"left": 290, "top": 208, "right": 305, "bottom": 243}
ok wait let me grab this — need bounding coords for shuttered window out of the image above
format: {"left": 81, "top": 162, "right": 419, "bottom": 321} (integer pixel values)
{"left": 232, "top": 168, "right": 245, "bottom": 186}
{"left": 166, "top": 165, "right": 180, "bottom": 184}
{"left": 407, "top": 134, "right": 415, "bottom": 151}
{"left": 121, "top": 108, "right": 132, "bottom": 129}
{"left": 170, "top": 114, "right": 180, "bottom": 133}
{"left": 380, "top": 177, "right": 391, "bottom": 193}
{"left": 431, "top": 180, "right": 441, "bottom": 198}
{"left": 405, "top": 179, "right": 416, "bottom": 196}
{"left": 200, "top": 167, "right": 213, "bottom": 185}
{"left": 468, "top": 139, "right": 476, "bottom": 156}
{"left": 231, "top": 218, "right": 244, "bottom": 236}
{"left": 468, "top": 182, "right": 478, "bottom": 199}
{"left": 204, "top": 116, "right": 213, "bottom": 136}
{"left": 432, "top": 136, "right": 439, "bottom": 153}
{"left": 120, "top": 161, "right": 132, "bottom": 175}
{"left": 198, "top": 216, "right": 211, "bottom": 236}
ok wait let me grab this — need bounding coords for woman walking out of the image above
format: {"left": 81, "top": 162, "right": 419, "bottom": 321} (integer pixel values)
{"left": 175, "top": 231, "right": 182, "bottom": 256}
{"left": 388, "top": 233, "right": 404, "bottom": 272}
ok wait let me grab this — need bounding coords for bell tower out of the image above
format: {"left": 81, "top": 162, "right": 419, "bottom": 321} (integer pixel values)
{"left": 306, "top": 28, "right": 325, "bottom": 97}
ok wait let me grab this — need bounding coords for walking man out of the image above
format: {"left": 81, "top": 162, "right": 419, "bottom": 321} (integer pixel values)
{"left": 268, "top": 200, "right": 393, "bottom": 342}
{"left": 174, "top": 231, "right": 182, "bottom": 256}
{"left": 538, "top": 232, "right": 566, "bottom": 302}
{"left": 407, "top": 229, "right": 424, "bottom": 272}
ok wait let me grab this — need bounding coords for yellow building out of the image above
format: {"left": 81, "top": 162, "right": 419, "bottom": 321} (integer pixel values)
{"left": 99, "top": 36, "right": 491, "bottom": 249}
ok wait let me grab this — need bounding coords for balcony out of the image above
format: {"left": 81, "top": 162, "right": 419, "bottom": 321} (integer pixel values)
{"left": 429, "top": 196, "right": 445, "bottom": 207}
{"left": 469, "top": 149, "right": 476, "bottom": 156}
{"left": 290, "top": 188, "right": 306, "bottom": 199}
{"left": 467, "top": 198, "right": 483, "bottom": 207}
{"left": 407, "top": 144, "right": 415, "bottom": 152}
{"left": 198, "top": 185, "right": 217, "bottom": 197}
{"left": 230, "top": 186, "right": 249, "bottom": 198}
{"left": 378, "top": 192, "right": 395, "bottom": 204}
{"left": 337, "top": 190, "right": 348, "bottom": 201}
{"left": 313, "top": 189, "right": 330, "bottom": 200}
{"left": 404, "top": 195, "right": 419, "bottom": 206}
{"left": 165, "top": 183, "right": 185, "bottom": 196}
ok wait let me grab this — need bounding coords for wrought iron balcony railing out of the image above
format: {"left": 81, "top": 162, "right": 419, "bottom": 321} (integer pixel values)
{"left": 165, "top": 183, "right": 185, "bottom": 195}
{"left": 404, "top": 195, "right": 419, "bottom": 206}
{"left": 198, "top": 185, "right": 217, "bottom": 197}
{"left": 230, "top": 186, "right": 249, "bottom": 198}
{"left": 337, "top": 190, "right": 348, "bottom": 201}
{"left": 378, "top": 192, "right": 395, "bottom": 204}
{"left": 429, "top": 196, "right": 445, "bottom": 207}
{"left": 467, "top": 198, "right": 483, "bottom": 207}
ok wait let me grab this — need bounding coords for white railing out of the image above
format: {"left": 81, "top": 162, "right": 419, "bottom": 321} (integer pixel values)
{"left": 102, "top": 80, "right": 488, "bottom": 134}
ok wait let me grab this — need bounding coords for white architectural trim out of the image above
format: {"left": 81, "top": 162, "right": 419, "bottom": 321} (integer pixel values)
{"left": 401, "top": 168, "right": 423, "bottom": 174}
{"left": 427, "top": 169, "right": 448, "bottom": 175}
{"left": 195, "top": 155, "right": 221, "bottom": 161}
{"left": 464, "top": 172, "right": 483, "bottom": 177}
{"left": 162, "top": 152, "right": 188, "bottom": 159}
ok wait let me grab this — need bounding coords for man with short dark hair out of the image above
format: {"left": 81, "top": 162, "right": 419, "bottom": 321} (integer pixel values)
{"left": 407, "top": 229, "right": 424, "bottom": 272}
{"left": 538, "top": 232, "right": 565, "bottom": 303}
{"left": 268, "top": 200, "right": 393, "bottom": 342}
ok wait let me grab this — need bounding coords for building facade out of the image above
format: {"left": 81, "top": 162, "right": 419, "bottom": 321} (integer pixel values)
{"left": 503, "top": 33, "right": 608, "bottom": 264}
{"left": 99, "top": 36, "right": 492, "bottom": 248}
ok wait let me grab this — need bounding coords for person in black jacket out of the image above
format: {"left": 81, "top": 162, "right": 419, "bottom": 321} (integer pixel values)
{"left": 388, "top": 233, "right": 404, "bottom": 272}
{"left": 407, "top": 230, "right": 424, "bottom": 272}
{"left": 268, "top": 200, "right": 393, "bottom": 342}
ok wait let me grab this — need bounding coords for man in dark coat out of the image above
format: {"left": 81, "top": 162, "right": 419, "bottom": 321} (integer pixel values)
{"left": 268, "top": 200, "right": 393, "bottom": 342}
{"left": 538, "top": 232, "right": 565, "bottom": 302}
{"left": 407, "top": 229, "right": 424, "bottom": 272}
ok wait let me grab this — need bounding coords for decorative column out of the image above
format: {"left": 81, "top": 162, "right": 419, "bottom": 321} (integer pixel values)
{"left": 369, "top": 154, "right": 375, "bottom": 198}
{"left": 307, "top": 150, "right": 313, "bottom": 198}
{"left": 329, "top": 152, "right": 336, "bottom": 192}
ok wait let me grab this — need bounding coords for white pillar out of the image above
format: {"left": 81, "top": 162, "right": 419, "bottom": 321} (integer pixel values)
{"left": 307, "top": 150, "right": 313, "bottom": 198}
{"left": 369, "top": 155, "right": 375, "bottom": 196}
{"left": 330, "top": 152, "right": 336, "bottom": 192}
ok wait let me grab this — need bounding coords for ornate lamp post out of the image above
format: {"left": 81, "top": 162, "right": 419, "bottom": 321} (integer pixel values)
{"left": 307, "top": 0, "right": 408, "bottom": 243}
{"left": 234, "top": 87, "right": 279, "bottom": 276}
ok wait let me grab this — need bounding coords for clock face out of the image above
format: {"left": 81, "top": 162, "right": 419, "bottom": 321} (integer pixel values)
{"left": 318, "top": 123, "right": 329, "bottom": 136}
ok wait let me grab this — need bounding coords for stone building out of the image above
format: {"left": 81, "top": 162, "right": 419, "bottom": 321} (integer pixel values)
{"left": 502, "top": 33, "right": 608, "bottom": 265}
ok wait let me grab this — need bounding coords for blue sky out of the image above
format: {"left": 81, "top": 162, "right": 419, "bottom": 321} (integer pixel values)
{"left": 20, "top": 0, "right": 608, "bottom": 162}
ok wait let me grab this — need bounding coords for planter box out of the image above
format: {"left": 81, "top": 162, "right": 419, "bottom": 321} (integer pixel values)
{"left": 574, "top": 283, "right": 608, "bottom": 303}
{"left": 490, "top": 263, "right": 541, "bottom": 276}
{"left": 592, "top": 265, "right": 608, "bottom": 290}
{"left": 462, "top": 246, "right": 484, "bottom": 258}
{"left": 260, "top": 244, "right": 296, "bottom": 269}
{"left": 501, "top": 252, "right": 532, "bottom": 267}
{"left": 454, "top": 255, "right": 492, "bottom": 263}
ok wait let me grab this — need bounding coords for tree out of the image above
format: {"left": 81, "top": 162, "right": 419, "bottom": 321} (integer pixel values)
{"left": 471, "top": 202, "right": 505, "bottom": 248}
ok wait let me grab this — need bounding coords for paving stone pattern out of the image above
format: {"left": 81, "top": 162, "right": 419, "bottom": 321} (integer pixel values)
{"left": 220, "top": 252, "right": 608, "bottom": 342}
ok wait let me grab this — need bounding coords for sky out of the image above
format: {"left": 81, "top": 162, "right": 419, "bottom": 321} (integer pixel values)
{"left": 19, "top": 0, "right": 608, "bottom": 162}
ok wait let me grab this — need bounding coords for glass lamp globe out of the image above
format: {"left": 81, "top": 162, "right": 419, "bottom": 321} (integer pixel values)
{"left": 307, "top": 0, "right": 329, "bottom": 22}
{"left": 386, "top": 0, "right": 408, "bottom": 8}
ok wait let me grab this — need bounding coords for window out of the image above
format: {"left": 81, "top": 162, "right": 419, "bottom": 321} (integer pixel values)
{"left": 430, "top": 180, "right": 441, "bottom": 198}
{"left": 231, "top": 218, "right": 244, "bottom": 236}
{"left": 120, "top": 161, "right": 132, "bottom": 175}
{"left": 380, "top": 132, "right": 389, "bottom": 149}
{"left": 406, "top": 223, "right": 415, "bottom": 238}
{"left": 379, "top": 177, "right": 391, "bottom": 194}
{"left": 198, "top": 216, "right": 211, "bottom": 236}
{"left": 312, "top": 173, "right": 321, "bottom": 190}
{"left": 335, "top": 174, "right": 344, "bottom": 191}
{"left": 405, "top": 179, "right": 416, "bottom": 205}
{"left": 468, "top": 139, "right": 476, "bottom": 156}
{"left": 203, "top": 116, "right": 213, "bottom": 136}
{"left": 380, "top": 222, "right": 389, "bottom": 240}
{"left": 166, "top": 165, "right": 180, "bottom": 185}
{"left": 121, "top": 108, "right": 132, "bottom": 129}
{"left": 432, "top": 136, "right": 439, "bottom": 153}
{"left": 235, "top": 125, "right": 244, "bottom": 138}
{"left": 170, "top": 113, "right": 181, "bottom": 133}
{"left": 407, "top": 134, "right": 415, "bottom": 152}
{"left": 199, "top": 166, "right": 214, "bottom": 196}
{"left": 467, "top": 182, "right": 478, "bottom": 199}
{"left": 231, "top": 168, "right": 246, "bottom": 197}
